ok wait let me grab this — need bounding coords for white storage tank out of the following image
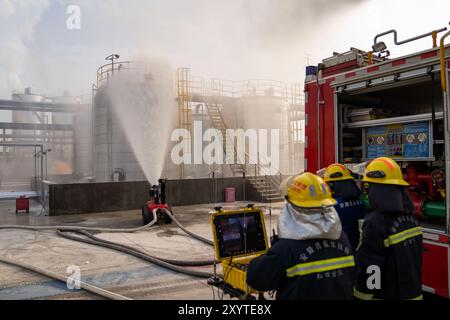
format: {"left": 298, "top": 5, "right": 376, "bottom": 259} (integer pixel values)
{"left": 12, "top": 87, "right": 46, "bottom": 130}
{"left": 94, "top": 80, "right": 146, "bottom": 182}
{"left": 93, "top": 61, "right": 176, "bottom": 184}
{"left": 51, "top": 92, "right": 76, "bottom": 125}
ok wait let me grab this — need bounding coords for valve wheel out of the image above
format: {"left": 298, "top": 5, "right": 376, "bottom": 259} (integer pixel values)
{"left": 431, "top": 169, "right": 445, "bottom": 184}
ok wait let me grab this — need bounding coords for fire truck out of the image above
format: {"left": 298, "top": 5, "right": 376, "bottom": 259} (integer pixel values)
{"left": 304, "top": 24, "right": 450, "bottom": 298}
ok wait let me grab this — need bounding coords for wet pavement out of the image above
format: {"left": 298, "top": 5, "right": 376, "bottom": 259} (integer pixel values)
{"left": 0, "top": 200, "right": 284, "bottom": 300}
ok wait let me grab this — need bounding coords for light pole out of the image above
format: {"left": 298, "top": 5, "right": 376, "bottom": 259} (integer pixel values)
{"left": 105, "top": 54, "right": 120, "bottom": 75}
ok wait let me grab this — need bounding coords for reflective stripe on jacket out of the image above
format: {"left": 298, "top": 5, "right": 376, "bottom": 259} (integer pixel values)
{"left": 246, "top": 235, "right": 355, "bottom": 300}
{"left": 383, "top": 226, "right": 422, "bottom": 247}
{"left": 286, "top": 255, "right": 355, "bottom": 277}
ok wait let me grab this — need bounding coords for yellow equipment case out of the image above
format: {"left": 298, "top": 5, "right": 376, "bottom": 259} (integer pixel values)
{"left": 210, "top": 205, "right": 269, "bottom": 296}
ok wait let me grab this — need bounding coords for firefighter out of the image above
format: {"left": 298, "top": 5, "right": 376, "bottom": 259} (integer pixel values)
{"left": 246, "top": 172, "right": 355, "bottom": 300}
{"left": 354, "top": 157, "right": 423, "bottom": 300}
{"left": 324, "top": 164, "right": 366, "bottom": 251}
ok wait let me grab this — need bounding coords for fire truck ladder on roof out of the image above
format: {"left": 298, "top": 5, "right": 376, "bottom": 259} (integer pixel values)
{"left": 202, "top": 96, "right": 284, "bottom": 202}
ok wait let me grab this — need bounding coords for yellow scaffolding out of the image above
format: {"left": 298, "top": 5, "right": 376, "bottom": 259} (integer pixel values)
{"left": 176, "top": 69, "right": 305, "bottom": 177}
{"left": 177, "top": 68, "right": 193, "bottom": 179}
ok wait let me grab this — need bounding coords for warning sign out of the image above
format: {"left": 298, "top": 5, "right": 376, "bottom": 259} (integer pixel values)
{"left": 365, "top": 121, "right": 430, "bottom": 159}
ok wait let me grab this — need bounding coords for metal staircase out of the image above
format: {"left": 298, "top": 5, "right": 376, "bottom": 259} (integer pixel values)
{"left": 202, "top": 96, "right": 284, "bottom": 202}
{"left": 246, "top": 172, "right": 284, "bottom": 202}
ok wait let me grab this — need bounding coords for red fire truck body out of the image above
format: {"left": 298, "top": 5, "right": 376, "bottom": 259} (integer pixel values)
{"left": 304, "top": 33, "right": 450, "bottom": 298}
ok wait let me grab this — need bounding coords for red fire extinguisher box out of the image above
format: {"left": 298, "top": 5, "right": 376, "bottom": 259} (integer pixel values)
{"left": 16, "top": 196, "right": 29, "bottom": 214}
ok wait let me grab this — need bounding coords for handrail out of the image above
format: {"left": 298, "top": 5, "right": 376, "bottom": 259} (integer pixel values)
{"left": 188, "top": 76, "right": 299, "bottom": 102}
{"left": 98, "top": 63, "right": 302, "bottom": 103}
{"left": 374, "top": 27, "right": 448, "bottom": 48}
{"left": 440, "top": 30, "right": 450, "bottom": 92}
{"left": 96, "top": 61, "right": 153, "bottom": 87}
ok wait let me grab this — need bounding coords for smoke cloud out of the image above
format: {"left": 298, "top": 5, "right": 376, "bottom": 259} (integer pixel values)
{"left": 0, "top": 0, "right": 371, "bottom": 99}
{"left": 0, "top": 0, "right": 50, "bottom": 98}
{"left": 1, "top": 1, "right": 449, "bottom": 101}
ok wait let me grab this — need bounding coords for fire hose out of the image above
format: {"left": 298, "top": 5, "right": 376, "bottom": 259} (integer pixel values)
{"left": 162, "top": 209, "right": 214, "bottom": 246}
{"left": 56, "top": 230, "right": 216, "bottom": 278}
{"left": 0, "top": 208, "right": 214, "bottom": 246}
{"left": 0, "top": 206, "right": 218, "bottom": 300}
{"left": 0, "top": 218, "right": 157, "bottom": 233}
{"left": 57, "top": 229, "right": 216, "bottom": 266}
{"left": 0, "top": 207, "right": 215, "bottom": 265}
{"left": 0, "top": 256, "right": 132, "bottom": 300}
{"left": 54, "top": 208, "right": 217, "bottom": 278}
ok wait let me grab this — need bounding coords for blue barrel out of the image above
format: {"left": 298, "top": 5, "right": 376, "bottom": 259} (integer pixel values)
{"left": 306, "top": 65, "right": 318, "bottom": 76}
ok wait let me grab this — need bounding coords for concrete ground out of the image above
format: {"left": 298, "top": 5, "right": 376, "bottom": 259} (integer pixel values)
{"left": 0, "top": 199, "right": 283, "bottom": 300}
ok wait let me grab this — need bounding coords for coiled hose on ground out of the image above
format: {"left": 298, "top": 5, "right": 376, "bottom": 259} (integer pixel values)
{"left": 0, "top": 206, "right": 218, "bottom": 298}
{"left": 0, "top": 256, "right": 132, "bottom": 300}
{"left": 57, "top": 229, "right": 216, "bottom": 266}
{"left": 0, "top": 208, "right": 214, "bottom": 246}
{"left": 57, "top": 230, "right": 216, "bottom": 279}
{"left": 0, "top": 214, "right": 158, "bottom": 233}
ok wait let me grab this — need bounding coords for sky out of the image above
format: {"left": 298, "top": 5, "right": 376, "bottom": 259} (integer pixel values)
{"left": 1, "top": 0, "right": 450, "bottom": 99}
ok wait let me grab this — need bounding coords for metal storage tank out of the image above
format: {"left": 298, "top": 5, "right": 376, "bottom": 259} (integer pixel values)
{"left": 12, "top": 88, "right": 46, "bottom": 140}
{"left": 94, "top": 87, "right": 140, "bottom": 182}
{"left": 93, "top": 80, "right": 146, "bottom": 183}
{"left": 94, "top": 60, "right": 176, "bottom": 184}
{"left": 12, "top": 87, "right": 46, "bottom": 103}
{"left": 51, "top": 93, "right": 76, "bottom": 125}
{"left": 2, "top": 88, "right": 47, "bottom": 191}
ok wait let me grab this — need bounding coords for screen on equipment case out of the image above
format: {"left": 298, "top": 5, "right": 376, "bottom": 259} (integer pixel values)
{"left": 213, "top": 211, "right": 267, "bottom": 258}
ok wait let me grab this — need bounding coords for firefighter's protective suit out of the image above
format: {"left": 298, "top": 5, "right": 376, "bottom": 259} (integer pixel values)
{"left": 324, "top": 164, "right": 366, "bottom": 251}
{"left": 354, "top": 157, "right": 423, "bottom": 300}
{"left": 246, "top": 172, "right": 355, "bottom": 300}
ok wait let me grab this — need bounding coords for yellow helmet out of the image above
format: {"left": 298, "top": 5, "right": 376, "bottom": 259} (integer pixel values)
{"left": 287, "top": 172, "right": 337, "bottom": 208}
{"left": 363, "top": 157, "right": 409, "bottom": 186}
{"left": 324, "top": 163, "right": 354, "bottom": 182}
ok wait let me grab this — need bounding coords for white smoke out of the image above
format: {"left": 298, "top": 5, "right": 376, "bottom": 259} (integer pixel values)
{"left": 0, "top": 0, "right": 50, "bottom": 98}
{"left": 1, "top": 0, "right": 449, "bottom": 184}
{"left": 82, "top": 0, "right": 369, "bottom": 82}
{"left": 2, "top": 0, "right": 450, "bottom": 98}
